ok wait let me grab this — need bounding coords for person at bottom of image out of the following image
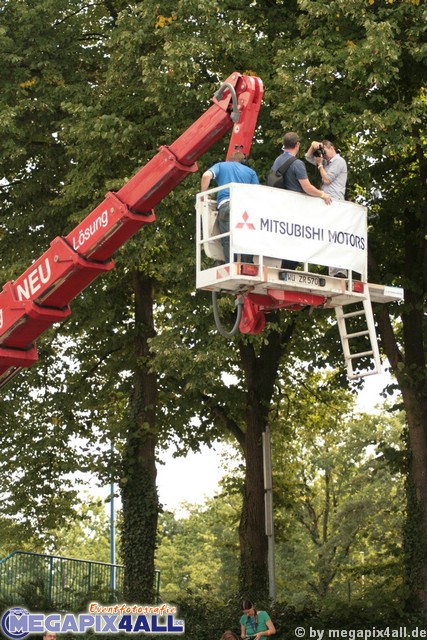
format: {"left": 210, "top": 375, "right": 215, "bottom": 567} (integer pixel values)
{"left": 221, "top": 631, "right": 240, "bottom": 640}
{"left": 240, "top": 599, "right": 276, "bottom": 640}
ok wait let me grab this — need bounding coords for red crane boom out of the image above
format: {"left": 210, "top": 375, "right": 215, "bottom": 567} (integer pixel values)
{"left": 0, "top": 72, "right": 264, "bottom": 388}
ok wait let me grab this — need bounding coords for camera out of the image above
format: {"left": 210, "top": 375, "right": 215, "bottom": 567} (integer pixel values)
{"left": 313, "top": 144, "right": 325, "bottom": 158}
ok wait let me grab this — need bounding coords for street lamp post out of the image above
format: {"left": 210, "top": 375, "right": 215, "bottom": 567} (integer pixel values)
{"left": 263, "top": 426, "right": 276, "bottom": 601}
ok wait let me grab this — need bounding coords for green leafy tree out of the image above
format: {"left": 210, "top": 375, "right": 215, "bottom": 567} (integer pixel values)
{"left": 155, "top": 491, "right": 241, "bottom": 603}
{"left": 0, "top": 0, "right": 158, "bottom": 600}
{"left": 53, "top": 496, "right": 111, "bottom": 563}
{"left": 149, "top": 385, "right": 405, "bottom": 618}
{"left": 263, "top": 0, "right": 426, "bottom": 609}
{"left": 271, "top": 384, "right": 406, "bottom": 613}
{"left": 1, "top": 0, "right": 425, "bottom": 613}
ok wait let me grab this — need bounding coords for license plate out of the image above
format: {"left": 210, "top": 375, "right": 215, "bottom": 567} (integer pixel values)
{"left": 280, "top": 271, "right": 321, "bottom": 286}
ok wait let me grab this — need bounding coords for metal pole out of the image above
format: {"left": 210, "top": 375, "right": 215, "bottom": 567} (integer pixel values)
{"left": 262, "top": 426, "right": 276, "bottom": 601}
{"left": 110, "top": 442, "right": 116, "bottom": 595}
{"left": 48, "top": 555, "right": 53, "bottom": 605}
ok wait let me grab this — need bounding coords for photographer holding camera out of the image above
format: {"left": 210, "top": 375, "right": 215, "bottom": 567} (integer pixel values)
{"left": 239, "top": 599, "right": 276, "bottom": 640}
{"left": 305, "top": 139, "right": 347, "bottom": 201}
{"left": 306, "top": 139, "right": 349, "bottom": 278}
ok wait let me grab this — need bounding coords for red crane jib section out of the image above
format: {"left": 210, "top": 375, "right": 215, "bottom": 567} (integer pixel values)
{"left": 0, "top": 73, "right": 264, "bottom": 387}
{"left": 239, "top": 291, "right": 327, "bottom": 335}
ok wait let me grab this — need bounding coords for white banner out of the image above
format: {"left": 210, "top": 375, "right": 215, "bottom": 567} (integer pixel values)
{"left": 229, "top": 184, "right": 367, "bottom": 274}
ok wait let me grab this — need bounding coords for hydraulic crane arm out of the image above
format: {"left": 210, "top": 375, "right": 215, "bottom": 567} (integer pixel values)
{"left": 0, "top": 72, "right": 264, "bottom": 388}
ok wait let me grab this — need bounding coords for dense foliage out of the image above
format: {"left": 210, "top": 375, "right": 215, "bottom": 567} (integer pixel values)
{"left": 154, "top": 395, "right": 406, "bottom": 615}
{"left": 0, "top": 0, "right": 425, "bottom": 618}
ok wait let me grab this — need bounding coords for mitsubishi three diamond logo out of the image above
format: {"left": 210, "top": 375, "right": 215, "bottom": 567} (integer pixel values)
{"left": 235, "top": 211, "right": 255, "bottom": 230}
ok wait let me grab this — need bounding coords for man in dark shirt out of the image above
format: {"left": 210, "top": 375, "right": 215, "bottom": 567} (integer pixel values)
{"left": 271, "top": 131, "right": 332, "bottom": 204}
{"left": 270, "top": 132, "right": 331, "bottom": 269}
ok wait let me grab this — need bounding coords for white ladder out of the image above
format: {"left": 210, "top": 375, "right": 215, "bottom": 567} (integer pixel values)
{"left": 335, "top": 288, "right": 382, "bottom": 379}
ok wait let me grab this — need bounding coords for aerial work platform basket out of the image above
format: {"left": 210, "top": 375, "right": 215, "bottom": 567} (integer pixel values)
{"left": 195, "top": 183, "right": 403, "bottom": 380}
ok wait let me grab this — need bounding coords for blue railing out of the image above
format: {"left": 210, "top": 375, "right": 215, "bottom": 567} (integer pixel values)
{"left": 0, "top": 551, "right": 160, "bottom": 610}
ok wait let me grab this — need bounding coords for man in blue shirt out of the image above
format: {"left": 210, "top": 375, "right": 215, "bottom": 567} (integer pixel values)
{"left": 201, "top": 151, "right": 259, "bottom": 262}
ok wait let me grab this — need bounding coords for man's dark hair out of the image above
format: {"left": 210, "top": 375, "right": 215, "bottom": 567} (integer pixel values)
{"left": 282, "top": 131, "right": 300, "bottom": 149}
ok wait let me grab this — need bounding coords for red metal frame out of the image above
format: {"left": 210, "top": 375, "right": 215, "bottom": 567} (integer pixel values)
{"left": 0, "top": 72, "right": 264, "bottom": 387}
{"left": 239, "top": 290, "right": 327, "bottom": 335}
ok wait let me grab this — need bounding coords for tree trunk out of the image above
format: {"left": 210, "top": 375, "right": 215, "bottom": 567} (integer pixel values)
{"left": 402, "top": 385, "right": 427, "bottom": 610}
{"left": 374, "top": 290, "right": 427, "bottom": 609}
{"left": 238, "top": 397, "right": 269, "bottom": 600}
{"left": 121, "top": 271, "right": 159, "bottom": 603}
{"left": 237, "top": 320, "right": 296, "bottom": 599}
{"left": 369, "top": 131, "right": 427, "bottom": 607}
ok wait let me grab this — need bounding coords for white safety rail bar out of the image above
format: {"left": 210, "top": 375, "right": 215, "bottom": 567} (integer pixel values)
{"left": 195, "top": 184, "right": 404, "bottom": 379}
